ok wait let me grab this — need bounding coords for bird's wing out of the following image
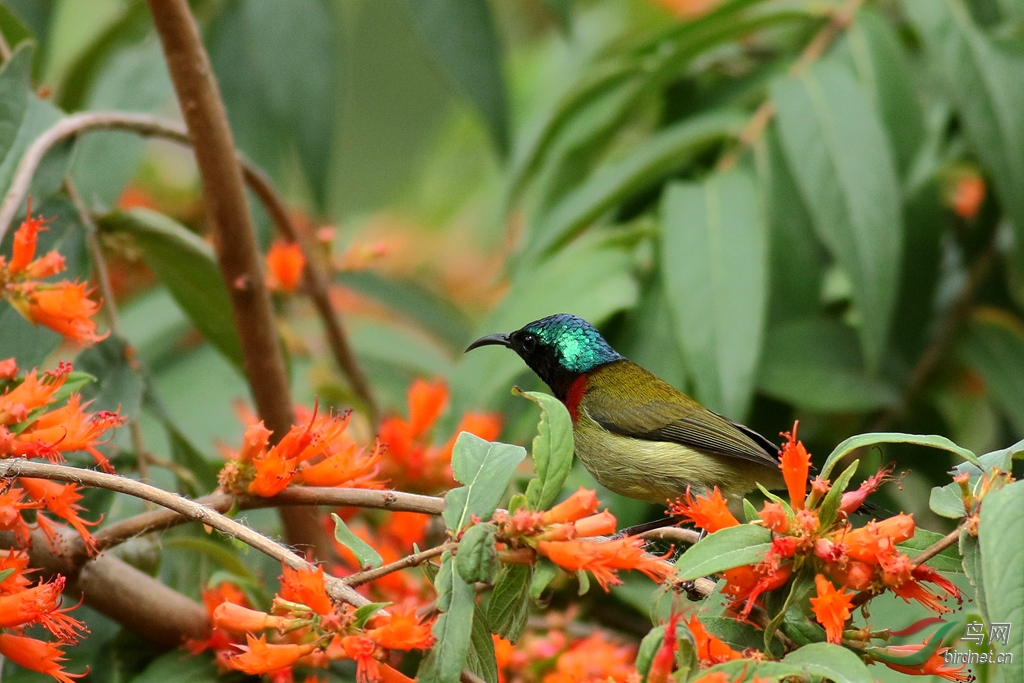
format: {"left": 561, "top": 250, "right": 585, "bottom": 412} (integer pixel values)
{"left": 583, "top": 378, "right": 780, "bottom": 470}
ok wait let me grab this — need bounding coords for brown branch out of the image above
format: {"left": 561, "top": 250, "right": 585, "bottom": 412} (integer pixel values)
{"left": 910, "top": 526, "right": 962, "bottom": 567}
{"left": 716, "top": 0, "right": 865, "bottom": 171}
{"left": 345, "top": 542, "right": 455, "bottom": 587}
{"left": 92, "top": 486, "right": 445, "bottom": 554}
{"left": 0, "top": 108, "right": 378, "bottom": 430}
{"left": 0, "top": 528, "right": 209, "bottom": 646}
{"left": 0, "top": 459, "right": 369, "bottom": 607}
{"left": 146, "top": 0, "right": 321, "bottom": 552}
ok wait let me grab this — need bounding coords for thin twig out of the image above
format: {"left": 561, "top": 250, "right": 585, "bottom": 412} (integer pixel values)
{"left": 91, "top": 486, "right": 445, "bottom": 554}
{"left": 717, "top": 0, "right": 865, "bottom": 171}
{"left": 345, "top": 542, "right": 455, "bottom": 587}
{"left": 0, "top": 459, "right": 370, "bottom": 607}
{"left": 64, "top": 178, "right": 155, "bottom": 491}
{"left": 910, "top": 526, "right": 962, "bottom": 567}
{"left": 0, "top": 109, "right": 378, "bottom": 428}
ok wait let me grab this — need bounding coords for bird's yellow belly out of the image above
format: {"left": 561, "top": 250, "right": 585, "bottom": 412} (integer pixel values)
{"left": 572, "top": 413, "right": 782, "bottom": 505}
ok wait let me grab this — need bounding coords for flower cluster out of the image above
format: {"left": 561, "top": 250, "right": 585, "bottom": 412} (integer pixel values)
{"left": 670, "top": 425, "right": 967, "bottom": 681}
{"left": 491, "top": 487, "right": 674, "bottom": 591}
{"left": 0, "top": 550, "right": 86, "bottom": 683}
{"left": 494, "top": 620, "right": 638, "bottom": 683}
{"left": 378, "top": 378, "right": 501, "bottom": 493}
{"left": 218, "top": 405, "right": 385, "bottom": 496}
{"left": 196, "top": 566, "right": 433, "bottom": 683}
{"left": 0, "top": 208, "right": 105, "bottom": 344}
{"left": 0, "top": 360, "right": 122, "bottom": 553}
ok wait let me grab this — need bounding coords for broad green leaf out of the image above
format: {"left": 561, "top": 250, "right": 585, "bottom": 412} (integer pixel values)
{"left": 336, "top": 270, "right": 473, "bottom": 351}
{"left": 418, "top": 553, "right": 477, "bottom": 683}
{"left": 635, "top": 624, "right": 665, "bottom": 683}
{"left": 661, "top": 167, "right": 767, "bottom": 418}
{"left": 331, "top": 513, "right": 383, "bottom": 569}
{"left": 456, "top": 523, "right": 499, "bottom": 585}
{"left": 131, "top": 650, "right": 220, "bottom": 683}
{"left": 675, "top": 525, "right": 772, "bottom": 580}
{"left": 866, "top": 621, "right": 958, "bottom": 666}
{"left": 929, "top": 481, "right": 968, "bottom": 519}
{"left": 958, "top": 311, "right": 1024, "bottom": 434}
{"left": 515, "top": 388, "right": 574, "bottom": 510}
{"left": 465, "top": 606, "right": 499, "bottom": 683}
{"left": 761, "top": 127, "right": 824, "bottom": 324}
{"left": 0, "top": 42, "right": 32, "bottom": 167}
{"left": 486, "top": 564, "right": 532, "bottom": 644}
{"left": 527, "top": 110, "right": 745, "bottom": 258}
{"left": 772, "top": 61, "right": 903, "bottom": 371}
{"left": 979, "top": 479, "right": 1024, "bottom": 681}
{"left": 781, "top": 642, "right": 874, "bottom": 683}
{"left": 838, "top": 8, "right": 925, "bottom": 177}
{"left": 530, "top": 559, "right": 559, "bottom": 600}
{"left": 208, "top": 0, "right": 338, "bottom": 205}
{"left": 702, "top": 616, "right": 779, "bottom": 656}
{"left": 903, "top": 0, "right": 1024, "bottom": 289}
{"left": 99, "top": 209, "right": 245, "bottom": 373}
{"left": 161, "top": 536, "right": 255, "bottom": 581}
{"left": 353, "top": 602, "right": 392, "bottom": 629}
{"left": 443, "top": 433, "right": 526, "bottom": 532}
{"left": 452, "top": 234, "right": 638, "bottom": 411}
{"left": 820, "top": 433, "right": 980, "bottom": 480}
{"left": 76, "top": 335, "right": 144, "bottom": 420}
{"left": 929, "top": 438, "right": 1023, "bottom": 518}
{"left": 407, "top": 0, "right": 509, "bottom": 156}
{"left": 817, "top": 460, "right": 859, "bottom": 530}
{"left": 756, "top": 318, "right": 900, "bottom": 412}
{"left": 960, "top": 530, "right": 988, "bottom": 624}
{"left": 896, "top": 528, "right": 963, "bottom": 573}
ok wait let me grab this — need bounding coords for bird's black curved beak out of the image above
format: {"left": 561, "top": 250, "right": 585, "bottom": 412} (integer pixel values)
{"left": 465, "top": 332, "right": 511, "bottom": 353}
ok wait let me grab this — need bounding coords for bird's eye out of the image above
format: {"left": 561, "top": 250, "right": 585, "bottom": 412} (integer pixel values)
{"left": 520, "top": 333, "right": 538, "bottom": 352}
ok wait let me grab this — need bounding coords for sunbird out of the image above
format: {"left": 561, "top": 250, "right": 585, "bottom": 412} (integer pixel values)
{"left": 466, "top": 314, "right": 784, "bottom": 504}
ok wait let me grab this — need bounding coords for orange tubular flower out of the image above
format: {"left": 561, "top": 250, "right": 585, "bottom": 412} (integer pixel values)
{"left": 0, "top": 575, "right": 85, "bottom": 641}
{"left": 757, "top": 501, "right": 790, "bottom": 533}
{"left": 16, "top": 395, "right": 123, "bottom": 472}
{"left": 18, "top": 478, "right": 99, "bottom": 553}
{"left": 292, "top": 442, "right": 384, "bottom": 488}
{"left": 0, "top": 488, "right": 37, "bottom": 545}
{"left": 341, "top": 634, "right": 382, "bottom": 683}
{"left": 0, "top": 633, "right": 83, "bottom": 683}
{"left": 810, "top": 575, "right": 853, "bottom": 644}
{"left": 686, "top": 615, "right": 744, "bottom": 666}
{"left": 542, "top": 487, "right": 599, "bottom": 524}
{"left": 648, "top": 613, "right": 680, "bottom": 683}
{"left": 573, "top": 510, "right": 617, "bottom": 538}
{"left": 0, "top": 358, "right": 17, "bottom": 380}
{"left": 279, "top": 565, "right": 333, "bottom": 616}
{"left": 0, "top": 364, "right": 71, "bottom": 423}
{"left": 779, "top": 425, "right": 810, "bottom": 510}
{"left": 842, "top": 514, "right": 915, "bottom": 564}
{"left": 22, "top": 282, "right": 106, "bottom": 344}
{"left": 266, "top": 241, "right": 306, "bottom": 293}
{"left": 880, "top": 646, "right": 970, "bottom": 681}
{"left": 213, "top": 602, "right": 290, "bottom": 634}
{"left": 364, "top": 607, "right": 434, "bottom": 651}
{"left": 541, "top": 633, "right": 636, "bottom": 683}
{"left": 226, "top": 634, "right": 317, "bottom": 675}
{"left": 8, "top": 208, "right": 47, "bottom": 275}
{"left": 536, "top": 537, "right": 674, "bottom": 591}
{"left": 669, "top": 486, "right": 740, "bottom": 532}
{"left": 249, "top": 448, "right": 298, "bottom": 497}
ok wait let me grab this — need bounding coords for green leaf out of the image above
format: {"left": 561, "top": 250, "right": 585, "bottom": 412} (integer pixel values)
{"left": 979, "top": 479, "right": 1024, "bottom": 681}
{"left": 407, "top": 0, "right": 509, "bottom": 156}
{"left": 958, "top": 312, "right": 1024, "bottom": 434}
{"left": 487, "top": 564, "right": 532, "bottom": 644}
{"left": 820, "top": 433, "right": 980, "bottom": 480}
{"left": 331, "top": 513, "right": 383, "bottom": 570}
{"left": 781, "top": 642, "right": 874, "bottom": 683}
{"left": 661, "top": 167, "right": 767, "bottom": 417}
{"left": 465, "top": 606, "right": 499, "bottom": 683}
{"left": 702, "top": 616, "right": 780, "bottom": 657}
{"left": 867, "top": 621, "right": 958, "bottom": 666}
{"left": 99, "top": 209, "right": 245, "bottom": 374}
{"left": 817, "top": 460, "right": 859, "bottom": 530}
{"left": 444, "top": 433, "right": 526, "bottom": 531}
{"left": 896, "top": 528, "right": 963, "bottom": 573}
{"left": 675, "top": 525, "right": 772, "bottom": 580}
{"left": 772, "top": 60, "right": 903, "bottom": 371}
{"left": 76, "top": 335, "right": 144, "bottom": 420}
{"left": 903, "top": 0, "right": 1024, "bottom": 289}
{"left": 208, "top": 0, "right": 338, "bottom": 205}
{"left": 418, "top": 553, "right": 477, "bottom": 683}
{"left": 456, "top": 523, "right": 499, "bottom": 585}
{"left": 514, "top": 388, "right": 574, "bottom": 510}
{"left": 929, "top": 438, "right": 1024, "bottom": 518}
{"left": 161, "top": 536, "right": 255, "bottom": 581}
{"left": 757, "top": 317, "right": 900, "bottom": 412}
{"left": 353, "top": 602, "right": 391, "bottom": 629}
{"left": 335, "top": 270, "right": 473, "bottom": 351}
{"left": 452, "top": 233, "right": 639, "bottom": 411}
{"left": 526, "top": 110, "right": 745, "bottom": 258}
{"left": 635, "top": 625, "right": 665, "bottom": 683}
{"left": 960, "top": 530, "right": 988, "bottom": 624}
{"left": 530, "top": 559, "right": 559, "bottom": 599}
{"left": 130, "top": 649, "right": 220, "bottom": 683}
{"left": 0, "top": 567, "right": 14, "bottom": 584}
{"left": 0, "top": 42, "right": 32, "bottom": 166}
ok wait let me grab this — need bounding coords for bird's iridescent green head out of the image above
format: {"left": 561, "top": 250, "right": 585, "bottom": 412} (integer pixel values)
{"left": 465, "top": 314, "right": 623, "bottom": 397}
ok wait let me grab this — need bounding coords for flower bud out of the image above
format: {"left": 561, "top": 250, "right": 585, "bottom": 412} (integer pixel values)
{"left": 542, "top": 487, "right": 599, "bottom": 524}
